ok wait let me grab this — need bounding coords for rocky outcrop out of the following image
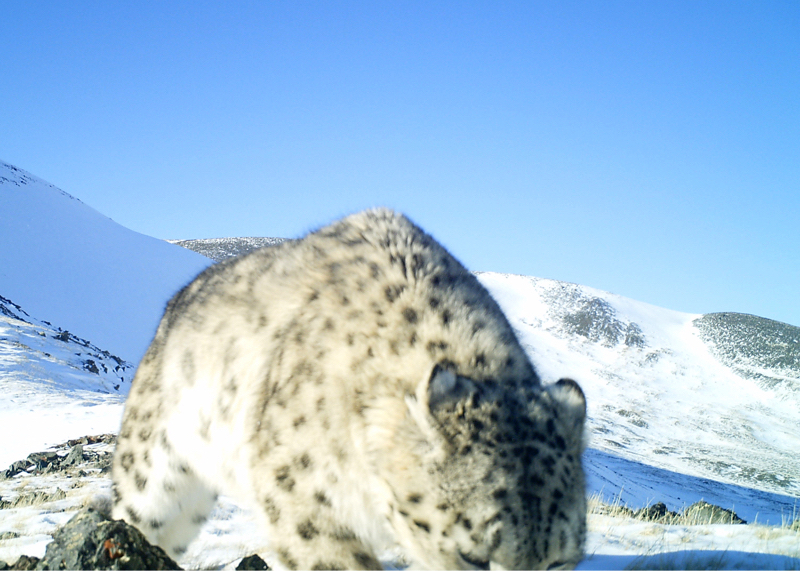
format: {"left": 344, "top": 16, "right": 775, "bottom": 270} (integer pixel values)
{"left": 681, "top": 500, "right": 747, "bottom": 525}
{"left": 631, "top": 500, "right": 746, "bottom": 525}
{"left": 168, "top": 237, "right": 286, "bottom": 262}
{"left": 0, "top": 435, "right": 115, "bottom": 481}
{"left": 0, "top": 508, "right": 277, "bottom": 571}
{"left": 23, "top": 508, "right": 179, "bottom": 570}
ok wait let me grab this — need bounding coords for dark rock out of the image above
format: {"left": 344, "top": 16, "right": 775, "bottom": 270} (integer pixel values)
{"left": 96, "top": 453, "right": 113, "bottom": 474}
{"left": 236, "top": 554, "right": 270, "bottom": 570}
{"left": 83, "top": 360, "right": 100, "bottom": 375}
{"left": 62, "top": 445, "right": 84, "bottom": 467}
{"left": 0, "top": 460, "right": 30, "bottom": 480}
{"left": 54, "top": 331, "right": 70, "bottom": 343}
{"left": 682, "top": 501, "right": 746, "bottom": 524}
{"left": 14, "top": 556, "right": 39, "bottom": 570}
{"left": 27, "top": 452, "right": 57, "bottom": 471}
{"left": 66, "top": 434, "right": 115, "bottom": 447}
{"left": 34, "top": 508, "right": 181, "bottom": 570}
{"left": 1, "top": 489, "right": 66, "bottom": 509}
{"left": 632, "top": 500, "right": 746, "bottom": 525}
{"left": 0, "top": 555, "right": 40, "bottom": 570}
{"left": 12, "top": 460, "right": 31, "bottom": 473}
{"left": 1, "top": 435, "right": 117, "bottom": 481}
{"left": 634, "top": 502, "right": 678, "bottom": 523}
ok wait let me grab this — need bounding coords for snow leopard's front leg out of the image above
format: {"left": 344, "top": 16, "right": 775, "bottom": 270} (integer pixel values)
{"left": 264, "top": 509, "right": 383, "bottom": 570}
{"left": 250, "top": 450, "right": 384, "bottom": 570}
{"left": 112, "top": 423, "right": 218, "bottom": 560}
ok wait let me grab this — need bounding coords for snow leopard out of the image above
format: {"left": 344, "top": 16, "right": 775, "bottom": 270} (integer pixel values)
{"left": 111, "top": 208, "right": 587, "bottom": 570}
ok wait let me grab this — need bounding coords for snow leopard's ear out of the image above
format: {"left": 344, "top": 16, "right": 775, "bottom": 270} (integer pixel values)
{"left": 424, "top": 362, "right": 477, "bottom": 413}
{"left": 551, "top": 378, "right": 586, "bottom": 414}
{"left": 403, "top": 364, "right": 474, "bottom": 457}
{"left": 546, "top": 378, "right": 587, "bottom": 445}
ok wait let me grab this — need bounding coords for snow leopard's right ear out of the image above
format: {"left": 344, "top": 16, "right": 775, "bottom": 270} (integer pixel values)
{"left": 424, "top": 362, "right": 477, "bottom": 413}
{"left": 549, "top": 378, "right": 586, "bottom": 421}
{"left": 546, "top": 378, "right": 587, "bottom": 449}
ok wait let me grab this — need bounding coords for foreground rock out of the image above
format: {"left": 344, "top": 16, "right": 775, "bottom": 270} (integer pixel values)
{"left": 235, "top": 554, "right": 271, "bottom": 570}
{"left": 0, "top": 435, "right": 272, "bottom": 570}
{"left": 20, "top": 508, "right": 180, "bottom": 570}
{"left": 40, "top": 509, "right": 178, "bottom": 570}
{"left": 0, "top": 555, "right": 39, "bottom": 570}
{"left": 0, "top": 505, "right": 276, "bottom": 571}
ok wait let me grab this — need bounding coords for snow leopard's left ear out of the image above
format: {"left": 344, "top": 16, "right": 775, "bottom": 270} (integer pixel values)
{"left": 404, "top": 363, "right": 476, "bottom": 450}
{"left": 423, "top": 362, "right": 478, "bottom": 413}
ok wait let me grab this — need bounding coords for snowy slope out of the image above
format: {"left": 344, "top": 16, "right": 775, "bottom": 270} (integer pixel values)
{"left": 0, "top": 295, "right": 131, "bottom": 468}
{"left": 0, "top": 161, "right": 213, "bottom": 362}
{"left": 478, "top": 272, "right": 799, "bottom": 524}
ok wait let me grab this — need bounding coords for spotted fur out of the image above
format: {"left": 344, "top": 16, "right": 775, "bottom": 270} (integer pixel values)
{"left": 112, "top": 209, "right": 587, "bottom": 569}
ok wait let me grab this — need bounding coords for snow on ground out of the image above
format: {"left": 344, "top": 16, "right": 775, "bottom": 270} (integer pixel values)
{"left": 0, "top": 439, "right": 117, "bottom": 565}
{"left": 0, "top": 308, "right": 128, "bottom": 468}
{"left": 581, "top": 513, "right": 800, "bottom": 569}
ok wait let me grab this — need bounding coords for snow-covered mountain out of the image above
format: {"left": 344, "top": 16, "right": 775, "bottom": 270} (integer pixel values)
{"left": 0, "top": 161, "right": 213, "bottom": 363}
{"left": 1, "top": 162, "right": 798, "bottom": 568}
{"left": 0, "top": 159, "right": 214, "bottom": 477}
{"left": 478, "top": 273, "right": 799, "bottom": 526}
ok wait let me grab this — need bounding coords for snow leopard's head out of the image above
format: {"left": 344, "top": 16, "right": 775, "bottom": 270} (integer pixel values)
{"left": 370, "top": 364, "right": 587, "bottom": 570}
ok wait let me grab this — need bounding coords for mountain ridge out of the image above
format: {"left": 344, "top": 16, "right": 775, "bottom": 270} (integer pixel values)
{"left": 0, "top": 160, "right": 213, "bottom": 362}
{"left": 167, "top": 237, "right": 285, "bottom": 262}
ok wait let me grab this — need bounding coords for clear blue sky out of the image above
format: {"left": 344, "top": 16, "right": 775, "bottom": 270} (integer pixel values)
{"left": 2, "top": 1, "right": 798, "bottom": 326}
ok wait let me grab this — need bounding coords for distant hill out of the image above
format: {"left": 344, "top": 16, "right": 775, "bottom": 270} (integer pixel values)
{"left": 477, "top": 272, "right": 799, "bottom": 505}
{"left": 167, "top": 237, "right": 286, "bottom": 262}
{"left": 695, "top": 312, "right": 800, "bottom": 395}
{"left": 0, "top": 160, "right": 212, "bottom": 362}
